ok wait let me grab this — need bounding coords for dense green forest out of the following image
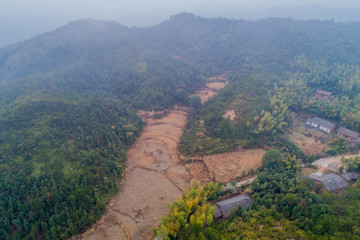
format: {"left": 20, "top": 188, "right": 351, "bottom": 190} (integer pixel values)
{"left": 155, "top": 154, "right": 360, "bottom": 239}
{"left": 1, "top": 13, "right": 360, "bottom": 239}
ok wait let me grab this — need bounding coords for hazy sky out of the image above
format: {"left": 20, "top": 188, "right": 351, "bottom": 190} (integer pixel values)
{"left": 1, "top": 0, "right": 360, "bottom": 47}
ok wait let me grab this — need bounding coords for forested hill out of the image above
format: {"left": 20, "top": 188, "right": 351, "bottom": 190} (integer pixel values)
{"left": 1, "top": 13, "right": 360, "bottom": 239}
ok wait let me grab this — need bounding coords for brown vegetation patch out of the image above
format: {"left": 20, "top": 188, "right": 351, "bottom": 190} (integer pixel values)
{"left": 206, "top": 81, "right": 227, "bottom": 91}
{"left": 193, "top": 89, "right": 217, "bottom": 103}
{"left": 190, "top": 75, "right": 228, "bottom": 103}
{"left": 185, "top": 161, "right": 214, "bottom": 185}
{"left": 287, "top": 131, "right": 329, "bottom": 155}
{"left": 204, "top": 149, "right": 266, "bottom": 183}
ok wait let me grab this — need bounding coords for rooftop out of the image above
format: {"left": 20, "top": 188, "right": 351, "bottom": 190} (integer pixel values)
{"left": 306, "top": 117, "right": 335, "bottom": 130}
{"left": 315, "top": 89, "right": 332, "bottom": 96}
{"left": 308, "top": 173, "right": 348, "bottom": 191}
{"left": 337, "top": 127, "right": 360, "bottom": 139}
{"left": 341, "top": 172, "right": 360, "bottom": 181}
{"left": 215, "top": 194, "right": 252, "bottom": 218}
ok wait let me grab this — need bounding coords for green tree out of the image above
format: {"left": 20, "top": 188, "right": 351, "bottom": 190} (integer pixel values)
{"left": 262, "top": 149, "right": 283, "bottom": 169}
{"left": 189, "top": 96, "right": 202, "bottom": 110}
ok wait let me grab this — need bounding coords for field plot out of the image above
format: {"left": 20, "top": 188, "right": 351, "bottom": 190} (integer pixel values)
{"left": 81, "top": 110, "right": 190, "bottom": 240}
{"left": 191, "top": 76, "right": 227, "bottom": 103}
{"left": 185, "top": 161, "right": 214, "bottom": 185}
{"left": 204, "top": 149, "right": 266, "bottom": 183}
{"left": 81, "top": 76, "right": 234, "bottom": 240}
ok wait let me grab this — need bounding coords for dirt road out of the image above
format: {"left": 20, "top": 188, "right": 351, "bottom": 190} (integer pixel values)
{"left": 312, "top": 153, "right": 360, "bottom": 172}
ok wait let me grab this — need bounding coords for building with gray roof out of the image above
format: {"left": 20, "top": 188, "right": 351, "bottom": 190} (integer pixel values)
{"left": 306, "top": 117, "right": 336, "bottom": 133}
{"left": 337, "top": 127, "right": 360, "bottom": 144}
{"left": 341, "top": 172, "right": 360, "bottom": 181}
{"left": 214, "top": 194, "right": 251, "bottom": 219}
{"left": 308, "top": 173, "right": 348, "bottom": 191}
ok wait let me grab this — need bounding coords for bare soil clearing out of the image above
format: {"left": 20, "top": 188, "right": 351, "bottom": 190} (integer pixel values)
{"left": 204, "top": 149, "right": 266, "bottom": 183}
{"left": 80, "top": 110, "right": 189, "bottom": 240}
{"left": 80, "top": 76, "right": 262, "bottom": 240}
{"left": 223, "top": 110, "right": 236, "bottom": 121}
{"left": 191, "top": 77, "right": 227, "bottom": 103}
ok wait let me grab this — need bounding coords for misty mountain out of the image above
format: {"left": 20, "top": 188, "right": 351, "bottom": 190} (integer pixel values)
{"left": 1, "top": 13, "right": 360, "bottom": 239}
{"left": 2, "top": 13, "right": 360, "bottom": 85}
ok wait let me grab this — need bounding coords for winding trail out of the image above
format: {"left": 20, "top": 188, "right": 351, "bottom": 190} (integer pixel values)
{"left": 79, "top": 78, "right": 227, "bottom": 240}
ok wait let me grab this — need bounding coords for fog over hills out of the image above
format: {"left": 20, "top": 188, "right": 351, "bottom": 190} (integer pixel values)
{"left": 2, "top": 12, "right": 360, "bottom": 239}
{"left": 1, "top": 5, "right": 360, "bottom": 48}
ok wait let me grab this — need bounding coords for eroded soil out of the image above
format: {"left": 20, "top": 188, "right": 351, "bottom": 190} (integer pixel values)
{"left": 79, "top": 76, "right": 263, "bottom": 240}
{"left": 80, "top": 110, "right": 189, "bottom": 240}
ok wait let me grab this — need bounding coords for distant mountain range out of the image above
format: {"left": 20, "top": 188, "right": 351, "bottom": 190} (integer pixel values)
{"left": 203, "top": 5, "right": 360, "bottom": 22}
{"left": 1, "top": 5, "right": 360, "bottom": 48}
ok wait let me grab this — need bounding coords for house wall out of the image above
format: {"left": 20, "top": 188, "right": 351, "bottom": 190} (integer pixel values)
{"left": 311, "top": 122, "right": 318, "bottom": 127}
{"left": 319, "top": 126, "right": 330, "bottom": 133}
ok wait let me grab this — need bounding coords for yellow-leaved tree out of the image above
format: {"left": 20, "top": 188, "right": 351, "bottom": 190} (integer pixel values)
{"left": 153, "top": 182, "right": 222, "bottom": 240}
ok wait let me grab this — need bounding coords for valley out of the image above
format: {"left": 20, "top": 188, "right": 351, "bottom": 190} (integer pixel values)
{"left": 2, "top": 13, "right": 360, "bottom": 240}
{"left": 80, "top": 78, "right": 233, "bottom": 239}
{"left": 80, "top": 109, "right": 188, "bottom": 239}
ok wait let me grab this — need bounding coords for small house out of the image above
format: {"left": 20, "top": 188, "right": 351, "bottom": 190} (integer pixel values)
{"left": 308, "top": 173, "right": 348, "bottom": 192}
{"left": 314, "top": 90, "right": 335, "bottom": 101}
{"left": 305, "top": 117, "right": 335, "bottom": 133}
{"left": 337, "top": 127, "right": 360, "bottom": 144}
{"left": 214, "top": 194, "right": 252, "bottom": 219}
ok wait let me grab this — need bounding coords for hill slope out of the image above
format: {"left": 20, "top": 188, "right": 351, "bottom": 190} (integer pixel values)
{"left": 1, "top": 13, "right": 360, "bottom": 239}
